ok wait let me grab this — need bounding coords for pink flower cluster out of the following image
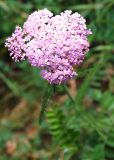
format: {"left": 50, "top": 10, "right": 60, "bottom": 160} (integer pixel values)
{"left": 5, "top": 9, "right": 92, "bottom": 84}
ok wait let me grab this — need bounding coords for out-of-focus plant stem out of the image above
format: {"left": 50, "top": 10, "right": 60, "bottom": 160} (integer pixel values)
{"left": 39, "top": 84, "right": 55, "bottom": 123}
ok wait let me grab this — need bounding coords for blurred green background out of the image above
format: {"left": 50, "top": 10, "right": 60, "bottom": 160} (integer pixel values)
{"left": 0, "top": 0, "right": 114, "bottom": 159}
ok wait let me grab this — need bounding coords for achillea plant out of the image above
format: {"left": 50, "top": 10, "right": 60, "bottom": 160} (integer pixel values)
{"left": 5, "top": 9, "right": 92, "bottom": 84}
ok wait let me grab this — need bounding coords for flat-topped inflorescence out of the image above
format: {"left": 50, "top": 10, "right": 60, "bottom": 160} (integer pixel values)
{"left": 5, "top": 9, "right": 92, "bottom": 84}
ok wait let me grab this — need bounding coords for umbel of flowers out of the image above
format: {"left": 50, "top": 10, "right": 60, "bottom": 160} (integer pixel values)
{"left": 5, "top": 9, "right": 92, "bottom": 84}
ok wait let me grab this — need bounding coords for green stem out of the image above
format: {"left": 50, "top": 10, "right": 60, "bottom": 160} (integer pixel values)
{"left": 63, "top": 84, "right": 75, "bottom": 103}
{"left": 63, "top": 84, "right": 107, "bottom": 142}
{"left": 39, "top": 84, "right": 55, "bottom": 124}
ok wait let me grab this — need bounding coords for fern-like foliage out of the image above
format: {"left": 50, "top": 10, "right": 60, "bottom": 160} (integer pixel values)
{"left": 46, "top": 106, "right": 80, "bottom": 150}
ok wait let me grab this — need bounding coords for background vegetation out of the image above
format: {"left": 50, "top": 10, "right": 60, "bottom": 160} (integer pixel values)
{"left": 0, "top": 0, "right": 114, "bottom": 159}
